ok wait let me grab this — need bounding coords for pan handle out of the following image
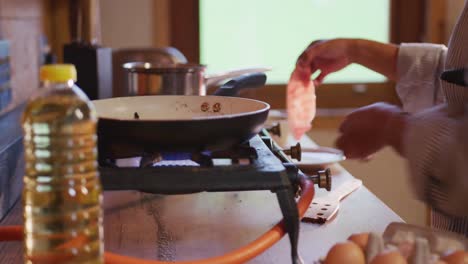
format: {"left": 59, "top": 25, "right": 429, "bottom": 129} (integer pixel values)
{"left": 205, "top": 66, "right": 271, "bottom": 87}
{"left": 213, "top": 72, "right": 267, "bottom": 97}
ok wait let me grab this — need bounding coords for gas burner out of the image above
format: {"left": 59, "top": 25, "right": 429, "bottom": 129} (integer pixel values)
{"left": 98, "top": 128, "right": 332, "bottom": 264}
{"left": 111, "top": 143, "right": 259, "bottom": 168}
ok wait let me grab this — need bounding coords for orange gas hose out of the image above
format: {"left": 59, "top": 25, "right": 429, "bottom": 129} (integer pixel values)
{"left": 0, "top": 176, "right": 314, "bottom": 264}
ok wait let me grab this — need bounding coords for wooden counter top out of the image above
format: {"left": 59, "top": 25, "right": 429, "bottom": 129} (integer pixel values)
{"left": 0, "top": 118, "right": 403, "bottom": 263}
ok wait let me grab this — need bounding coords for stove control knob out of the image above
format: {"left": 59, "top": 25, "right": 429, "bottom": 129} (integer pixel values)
{"left": 317, "top": 168, "right": 332, "bottom": 191}
{"left": 283, "top": 143, "right": 301, "bottom": 161}
{"left": 267, "top": 123, "right": 281, "bottom": 136}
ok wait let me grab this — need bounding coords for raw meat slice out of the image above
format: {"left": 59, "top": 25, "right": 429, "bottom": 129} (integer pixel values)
{"left": 287, "top": 68, "right": 316, "bottom": 140}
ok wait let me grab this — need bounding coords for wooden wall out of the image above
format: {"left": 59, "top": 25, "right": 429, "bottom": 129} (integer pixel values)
{"left": 424, "top": 0, "right": 465, "bottom": 45}
{"left": 0, "top": 0, "right": 49, "bottom": 107}
{"left": 0, "top": 0, "right": 51, "bottom": 222}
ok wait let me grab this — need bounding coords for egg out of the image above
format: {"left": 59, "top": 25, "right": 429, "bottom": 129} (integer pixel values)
{"left": 369, "top": 251, "right": 407, "bottom": 264}
{"left": 441, "top": 250, "right": 468, "bottom": 264}
{"left": 324, "top": 241, "right": 366, "bottom": 264}
{"left": 348, "top": 233, "right": 369, "bottom": 251}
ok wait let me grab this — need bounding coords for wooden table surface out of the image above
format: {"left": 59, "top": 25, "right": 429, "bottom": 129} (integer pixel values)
{"left": 0, "top": 118, "right": 403, "bottom": 264}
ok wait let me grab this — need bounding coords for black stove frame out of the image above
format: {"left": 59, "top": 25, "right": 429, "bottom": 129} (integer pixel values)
{"left": 99, "top": 129, "right": 321, "bottom": 264}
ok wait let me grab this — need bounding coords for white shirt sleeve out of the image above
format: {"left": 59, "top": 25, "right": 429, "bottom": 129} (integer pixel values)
{"left": 405, "top": 104, "right": 468, "bottom": 217}
{"left": 396, "top": 43, "right": 447, "bottom": 113}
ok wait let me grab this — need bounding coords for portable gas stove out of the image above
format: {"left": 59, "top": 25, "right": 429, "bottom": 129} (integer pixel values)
{"left": 99, "top": 127, "right": 332, "bottom": 264}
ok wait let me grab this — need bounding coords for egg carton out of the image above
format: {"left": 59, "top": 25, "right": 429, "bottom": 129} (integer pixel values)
{"left": 317, "top": 222, "right": 468, "bottom": 264}
{"left": 383, "top": 222, "right": 468, "bottom": 256}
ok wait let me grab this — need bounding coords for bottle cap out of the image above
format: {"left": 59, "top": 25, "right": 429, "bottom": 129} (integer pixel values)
{"left": 40, "top": 64, "right": 77, "bottom": 82}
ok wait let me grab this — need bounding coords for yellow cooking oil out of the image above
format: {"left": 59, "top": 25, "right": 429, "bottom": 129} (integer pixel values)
{"left": 21, "top": 64, "right": 103, "bottom": 263}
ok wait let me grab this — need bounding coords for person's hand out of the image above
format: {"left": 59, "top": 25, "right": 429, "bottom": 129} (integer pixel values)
{"left": 335, "top": 102, "right": 408, "bottom": 160}
{"left": 295, "top": 38, "right": 399, "bottom": 85}
{"left": 296, "top": 39, "right": 355, "bottom": 86}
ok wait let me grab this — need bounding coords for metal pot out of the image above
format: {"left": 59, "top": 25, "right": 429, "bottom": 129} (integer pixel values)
{"left": 123, "top": 62, "right": 270, "bottom": 96}
{"left": 112, "top": 47, "right": 188, "bottom": 97}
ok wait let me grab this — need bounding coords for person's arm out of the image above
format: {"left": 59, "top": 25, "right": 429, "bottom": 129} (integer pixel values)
{"left": 336, "top": 102, "right": 468, "bottom": 217}
{"left": 296, "top": 38, "right": 399, "bottom": 85}
{"left": 297, "top": 39, "right": 447, "bottom": 112}
{"left": 405, "top": 105, "right": 468, "bottom": 217}
{"left": 349, "top": 39, "right": 399, "bottom": 81}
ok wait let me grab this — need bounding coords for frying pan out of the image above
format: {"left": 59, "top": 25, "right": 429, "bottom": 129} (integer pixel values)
{"left": 93, "top": 95, "right": 270, "bottom": 159}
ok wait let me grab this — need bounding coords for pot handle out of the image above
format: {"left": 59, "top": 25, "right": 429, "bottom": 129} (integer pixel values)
{"left": 205, "top": 66, "right": 271, "bottom": 87}
{"left": 213, "top": 72, "right": 267, "bottom": 97}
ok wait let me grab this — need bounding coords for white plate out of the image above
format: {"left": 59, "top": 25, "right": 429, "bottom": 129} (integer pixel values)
{"left": 294, "top": 147, "right": 345, "bottom": 167}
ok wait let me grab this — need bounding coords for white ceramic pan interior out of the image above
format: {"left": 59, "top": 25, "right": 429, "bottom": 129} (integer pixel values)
{"left": 93, "top": 95, "right": 270, "bottom": 121}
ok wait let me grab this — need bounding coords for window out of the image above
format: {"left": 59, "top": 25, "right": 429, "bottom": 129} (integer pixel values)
{"left": 200, "top": 0, "right": 390, "bottom": 84}
{"left": 169, "top": 0, "right": 425, "bottom": 108}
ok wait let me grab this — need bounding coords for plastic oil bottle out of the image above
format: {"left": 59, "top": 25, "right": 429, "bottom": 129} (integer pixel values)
{"left": 21, "top": 64, "right": 104, "bottom": 263}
